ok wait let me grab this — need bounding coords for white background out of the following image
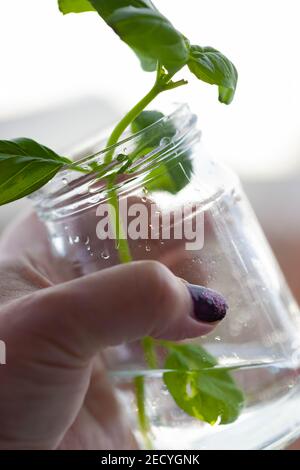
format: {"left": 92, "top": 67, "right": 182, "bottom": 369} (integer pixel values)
{"left": 0, "top": 0, "right": 300, "bottom": 179}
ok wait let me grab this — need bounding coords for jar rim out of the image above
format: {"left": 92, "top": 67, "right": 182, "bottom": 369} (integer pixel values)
{"left": 69, "top": 103, "right": 195, "bottom": 167}
{"left": 31, "top": 103, "right": 201, "bottom": 218}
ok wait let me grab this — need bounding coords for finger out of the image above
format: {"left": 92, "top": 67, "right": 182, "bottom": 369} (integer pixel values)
{"left": 4, "top": 261, "right": 228, "bottom": 361}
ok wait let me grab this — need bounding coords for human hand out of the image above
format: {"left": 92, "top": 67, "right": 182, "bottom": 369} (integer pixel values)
{"left": 0, "top": 211, "right": 226, "bottom": 449}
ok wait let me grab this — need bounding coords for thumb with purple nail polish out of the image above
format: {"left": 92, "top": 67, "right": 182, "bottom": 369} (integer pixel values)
{"left": 187, "top": 283, "right": 228, "bottom": 323}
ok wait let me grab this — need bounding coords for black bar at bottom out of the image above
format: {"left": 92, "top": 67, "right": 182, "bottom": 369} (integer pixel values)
{"left": 0, "top": 449, "right": 299, "bottom": 467}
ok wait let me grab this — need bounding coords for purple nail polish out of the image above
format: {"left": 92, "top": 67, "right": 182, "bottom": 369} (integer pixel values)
{"left": 187, "top": 284, "right": 228, "bottom": 323}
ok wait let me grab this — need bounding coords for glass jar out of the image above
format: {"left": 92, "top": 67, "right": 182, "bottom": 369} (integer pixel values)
{"left": 32, "top": 104, "right": 300, "bottom": 450}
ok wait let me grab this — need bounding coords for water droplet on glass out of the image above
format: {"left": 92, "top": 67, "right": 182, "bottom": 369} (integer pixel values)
{"left": 117, "top": 153, "right": 127, "bottom": 162}
{"left": 88, "top": 186, "right": 96, "bottom": 194}
{"left": 68, "top": 236, "right": 73, "bottom": 245}
{"left": 101, "top": 250, "right": 110, "bottom": 260}
{"left": 186, "top": 381, "right": 193, "bottom": 397}
{"left": 215, "top": 336, "right": 221, "bottom": 342}
{"left": 231, "top": 188, "right": 241, "bottom": 203}
{"left": 64, "top": 225, "right": 68, "bottom": 231}
{"left": 160, "top": 240, "right": 164, "bottom": 245}
{"left": 89, "top": 194, "right": 101, "bottom": 204}
{"left": 160, "top": 137, "right": 171, "bottom": 146}
{"left": 62, "top": 178, "right": 68, "bottom": 186}
{"left": 86, "top": 245, "right": 91, "bottom": 251}
{"left": 145, "top": 244, "right": 151, "bottom": 252}
{"left": 84, "top": 236, "right": 90, "bottom": 245}
{"left": 141, "top": 187, "right": 148, "bottom": 203}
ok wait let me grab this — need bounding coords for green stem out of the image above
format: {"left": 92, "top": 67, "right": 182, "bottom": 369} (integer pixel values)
{"left": 104, "top": 68, "right": 164, "bottom": 263}
{"left": 104, "top": 63, "right": 188, "bottom": 163}
{"left": 104, "top": 82, "right": 162, "bottom": 164}
{"left": 68, "top": 70, "right": 188, "bottom": 447}
{"left": 102, "top": 66, "right": 188, "bottom": 448}
{"left": 142, "top": 336, "right": 158, "bottom": 369}
{"left": 104, "top": 81, "right": 162, "bottom": 447}
{"left": 108, "top": 183, "right": 132, "bottom": 263}
{"left": 134, "top": 376, "right": 153, "bottom": 450}
{"left": 132, "top": 338, "right": 158, "bottom": 449}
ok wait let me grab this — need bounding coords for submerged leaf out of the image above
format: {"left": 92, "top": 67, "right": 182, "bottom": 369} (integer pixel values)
{"left": 163, "top": 343, "right": 244, "bottom": 425}
{"left": 131, "top": 110, "right": 192, "bottom": 194}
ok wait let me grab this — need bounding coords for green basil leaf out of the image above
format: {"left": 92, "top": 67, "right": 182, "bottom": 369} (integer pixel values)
{"left": 130, "top": 48, "right": 157, "bottom": 72}
{"left": 58, "top": 0, "right": 96, "bottom": 14}
{"left": 90, "top": 2, "right": 189, "bottom": 73}
{"left": 188, "top": 45, "right": 238, "bottom": 104}
{"left": 0, "top": 138, "right": 71, "bottom": 205}
{"left": 144, "top": 158, "right": 192, "bottom": 194}
{"left": 89, "top": 0, "right": 157, "bottom": 17}
{"left": 131, "top": 110, "right": 192, "bottom": 194}
{"left": 131, "top": 110, "right": 179, "bottom": 146}
{"left": 163, "top": 343, "right": 244, "bottom": 425}
{"left": 88, "top": 1, "right": 159, "bottom": 71}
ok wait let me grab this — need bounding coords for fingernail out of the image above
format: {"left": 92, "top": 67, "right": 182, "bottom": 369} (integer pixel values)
{"left": 187, "top": 284, "right": 228, "bottom": 323}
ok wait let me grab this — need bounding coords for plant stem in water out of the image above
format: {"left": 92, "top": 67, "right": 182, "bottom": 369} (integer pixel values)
{"left": 142, "top": 336, "right": 158, "bottom": 369}
{"left": 134, "top": 376, "right": 153, "bottom": 450}
{"left": 103, "top": 66, "right": 187, "bottom": 448}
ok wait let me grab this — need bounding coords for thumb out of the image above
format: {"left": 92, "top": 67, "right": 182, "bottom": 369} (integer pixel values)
{"left": 3, "top": 261, "right": 227, "bottom": 362}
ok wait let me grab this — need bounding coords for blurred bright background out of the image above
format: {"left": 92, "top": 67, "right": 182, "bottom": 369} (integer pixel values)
{"left": 0, "top": 0, "right": 300, "bottom": 299}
